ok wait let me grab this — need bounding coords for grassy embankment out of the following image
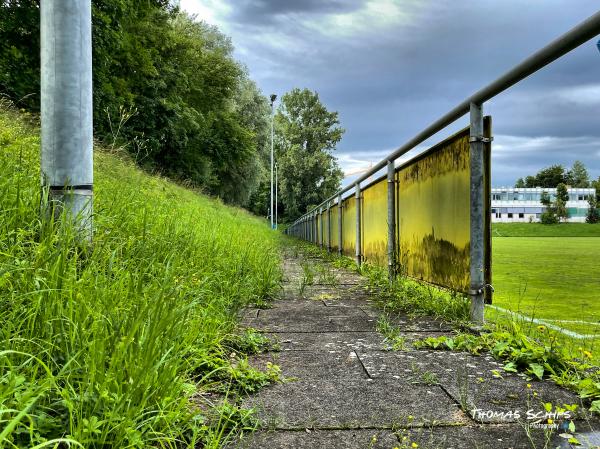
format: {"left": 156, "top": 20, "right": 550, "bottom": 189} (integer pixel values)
{"left": 0, "top": 103, "right": 282, "bottom": 448}
{"left": 490, "top": 223, "right": 600, "bottom": 335}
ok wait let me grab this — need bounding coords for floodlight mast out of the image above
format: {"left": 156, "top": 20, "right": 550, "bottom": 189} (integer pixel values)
{"left": 270, "top": 94, "right": 277, "bottom": 229}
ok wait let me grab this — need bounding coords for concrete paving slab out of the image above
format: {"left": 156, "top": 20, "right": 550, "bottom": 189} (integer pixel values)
{"left": 267, "top": 332, "right": 385, "bottom": 352}
{"left": 397, "top": 424, "right": 563, "bottom": 449}
{"left": 229, "top": 429, "right": 400, "bottom": 449}
{"left": 243, "top": 379, "right": 468, "bottom": 429}
{"left": 355, "top": 349, "right": 506, "bottom": 381}
{"left": 302, "top": 285, "right": 374, "bottom": 302}
{"left": 248, "top": 350, "right": 368, "bottom": 379}
{"left": 354, "top": 350, "right": 582, "bottom": 423}
{"left": 321, "top": 298, "right": 377, "bottom": 309}
{"left": 364, "top": 312, "right": 454, "bottom": 332}
{"left": 245, "top": 307, "right": 378, "bottom": 333}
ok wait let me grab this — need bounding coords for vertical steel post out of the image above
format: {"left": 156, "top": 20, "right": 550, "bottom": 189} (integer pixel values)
{"left": 319, "top": 208, "right": 324, "bottom": 249}
{"left": 387, "top": 160, "right": 396, "bottom": 281}
{"left": 337, "top": 193, "right": 343, "bottom": 256}
{"left": 327, "top": 202, "right": 332, "bottom": 252}
{"left": 270, "top": 102, "right": 274, "bottom": 229}
{"left": 469, "top": 102, "right": 485, "bottom": 324}
{"left": 275, "top": 163, "right": 278, "bottom": 230}
{"left": 41, "top": 0, "right": 93, "bottom": 239}
{"left": 355, "top": 183, "right": 362, "bottom": 266}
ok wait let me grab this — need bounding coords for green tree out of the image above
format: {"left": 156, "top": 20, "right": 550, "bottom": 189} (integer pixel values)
{"left": 586, "top": 182, "right": 600, "bottom": 224}
{"left": 514, "top": 177, "right": 525, "bottom": 188}
{"left": 0, "top": 2, "right": 270, "bottom": 205}
{"left": 586, "top": 197, "right": 600, "bottom": 223}
{"left": 534, "top": 165, "right": 566, "bottom": 188}
{"left": 275, "top": 88, "right": 344, "bottom": 220}
{"left": 555, "top": 183, "right": 569, "bottom": 222}
{"left": 565, "top": 160, "right": 590, "bottom": 187}
{"left": 540, "top": 191, "right": 558, "bottom": 224}
{"left": 524, "top": 175, "right": 537, "bottom": 188}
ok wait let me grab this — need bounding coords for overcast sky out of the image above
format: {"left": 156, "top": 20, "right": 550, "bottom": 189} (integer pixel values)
{"left": 180, "top": 0, "right": 600, "bottom": 187}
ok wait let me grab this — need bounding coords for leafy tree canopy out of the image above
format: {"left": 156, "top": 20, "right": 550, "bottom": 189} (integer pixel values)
{"left": 515, "top": 161, "right": 592, "bottom": 189}
{"left": 273, "top": 88, "right": 344, "bottom": 220}
{"left": 0, "top": 0, "right": 271, "bottom": 206}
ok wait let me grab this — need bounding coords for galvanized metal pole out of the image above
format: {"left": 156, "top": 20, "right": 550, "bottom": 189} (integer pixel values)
{"left": 387, "top": 161, "right": 396, "bottom": 280}
{"left": 270, "top": 100, "right": 274, "bottom": 230}
{"left": 319, "top": 208, "right": 324, "bottom": 249}
{"left": 355, "top": 183, "right": 362, "bottom": 266}
{"left": 275, "top": 163, "right": 278, "bottom": 230}
{"left": 41, "top": 0, "right": 93, "bottom": 239}
{"left": 337, "top": 193, "right": 343, "bottom": 256}
{"left": 469, "top": 102, "right": 485, "bottom": 324}
{"left": 327, "top": 202, "right": 332, "bottom": 252}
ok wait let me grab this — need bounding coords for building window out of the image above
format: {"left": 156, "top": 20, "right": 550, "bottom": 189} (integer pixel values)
{"left": 519, "top": 213, "right": 524, "bottom": 218}
{"left": 508, "top": 213, "right": 513, "bottom": 218}
{"left": 492, "top": 194, "right": 501, "bottom": 201}
{"left": 495, "top": 213, "right": 501, "bottom": 218}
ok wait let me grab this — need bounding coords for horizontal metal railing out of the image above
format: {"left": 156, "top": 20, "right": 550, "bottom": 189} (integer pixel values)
{"left": 286, "top": 11, "right": 600, "bottom": 323}
{"left": 302, "top": 10, "right": 600, "bottom": 211}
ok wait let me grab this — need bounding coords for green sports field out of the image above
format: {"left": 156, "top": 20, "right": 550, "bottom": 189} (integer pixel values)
{"left": 489, "top": 224, "right": 600, "bottom": 335}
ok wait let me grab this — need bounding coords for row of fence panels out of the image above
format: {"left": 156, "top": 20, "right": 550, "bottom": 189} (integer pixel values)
{"left": 285, "top": 119, "right": 492, "bottom": 302}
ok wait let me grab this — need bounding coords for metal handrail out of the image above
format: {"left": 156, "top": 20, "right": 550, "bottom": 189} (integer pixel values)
{"left": 295, "top": 10, "right": 600, "bottom": 223}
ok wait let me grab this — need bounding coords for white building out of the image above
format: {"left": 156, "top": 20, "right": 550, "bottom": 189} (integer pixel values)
{"left": 491, "top": 187, "right": 595, "bottom": 223}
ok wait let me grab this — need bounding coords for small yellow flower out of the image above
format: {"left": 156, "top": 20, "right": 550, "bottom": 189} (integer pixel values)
{"left": 533, "top": 391, "right": 538, "bottom": 397}
{"left": 527, "top": 383, "right": 532, "bottom": 389}
{"left": 537, "top": 325, "right": 546, "bottom": 332}
{"left": 411, "top": 443, "right": 419, "bottom": 448}
{"left": 407, "top": 415, "right": 413, "bottom": 420}
{"left": 584, "top": 350, "right": 593, "bottom": 359}
{"left": 548, "top": 418, "right": 554, "bottom": 424}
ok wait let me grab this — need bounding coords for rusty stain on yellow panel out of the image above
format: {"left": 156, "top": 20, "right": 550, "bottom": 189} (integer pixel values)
{"left": 330, "top": 205, "right": 340, "bottom": 251}
{"left": 342, "top": 196, "right": 356, "bottom": 257}
{"left": 361, "top": 178, "right": 388, "bottom": 265}
{"left": 397, "top": 126, "right": 471, "bottom": 292}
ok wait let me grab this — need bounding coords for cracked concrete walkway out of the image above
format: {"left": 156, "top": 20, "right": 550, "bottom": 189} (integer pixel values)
{"left": 231, "top": 250, "right": 597, "bottom": 449}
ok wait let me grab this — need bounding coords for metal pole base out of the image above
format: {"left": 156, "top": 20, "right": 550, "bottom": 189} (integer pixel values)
{"left": 44, "top": 187, "right": 93, "bottom": 241}
{"left": 469, "top": 293, "right": 485, "bottom": 324}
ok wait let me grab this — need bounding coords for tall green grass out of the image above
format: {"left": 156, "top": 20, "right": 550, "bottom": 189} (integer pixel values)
{"left": 0, "top": 102, "right": 282, "bottom": 447}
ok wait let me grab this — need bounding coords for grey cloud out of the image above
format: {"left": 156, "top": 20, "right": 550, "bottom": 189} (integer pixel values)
{"left": 198, "top": 0, "right": 600, "bottom": 186}
{"left": 228, "top": 0, "right": 364, "bottom": 25}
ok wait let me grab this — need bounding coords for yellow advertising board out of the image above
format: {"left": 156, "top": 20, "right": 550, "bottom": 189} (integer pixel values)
{"left": 361, "top": 178, "right": 388, "bottom": 264}
{"left": 396, "top": 117, "right": 491, "bottom": 294}
{"left": 330, "top": 204, "right": 340, "bottom": 251}
{"left": 341, "top": 196, "right": 356, "bottom": 257}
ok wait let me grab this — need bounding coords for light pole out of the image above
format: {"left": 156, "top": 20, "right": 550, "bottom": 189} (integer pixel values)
{"left": 269, "top": 94, "right": 277, "bottom": 229}
{"left": 275, "top": 162, "right": 278, "bottom": 229}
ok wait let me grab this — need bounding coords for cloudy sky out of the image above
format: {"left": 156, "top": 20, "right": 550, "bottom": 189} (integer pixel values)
{"left": 180, "top": 0, "right": 600, "bottom": 187}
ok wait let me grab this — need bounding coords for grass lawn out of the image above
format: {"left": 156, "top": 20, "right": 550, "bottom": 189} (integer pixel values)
{"left": 492, "top": 222, "right": 600, "bottom": 237}
{"left": 490, "top": 236, "right": 600, "bottom": 334}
